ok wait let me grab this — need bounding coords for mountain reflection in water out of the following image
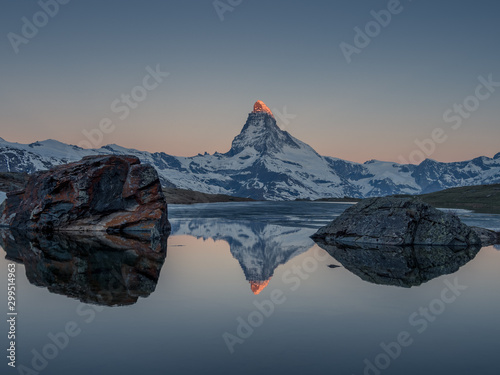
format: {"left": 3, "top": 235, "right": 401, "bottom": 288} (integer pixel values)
{"left": 171, "top": 219, "right": 315, "bottom": 294}
{"left": 0, "top": 230, "right": 168, "bottom": 306}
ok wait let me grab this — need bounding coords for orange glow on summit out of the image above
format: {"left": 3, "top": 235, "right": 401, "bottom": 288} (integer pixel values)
{"left": 252, "top": 100, "right": 274, "bottom": 117}
{"left": 250, "top": 279, "right": 271, "bottom": 295}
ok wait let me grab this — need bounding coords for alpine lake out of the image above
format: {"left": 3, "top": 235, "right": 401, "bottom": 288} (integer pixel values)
{"left": 2, "top": 201, "right": 500, "bottom": 375}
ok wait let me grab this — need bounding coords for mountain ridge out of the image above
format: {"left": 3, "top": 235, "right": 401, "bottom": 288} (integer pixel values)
{"left": 1, "top": 101, "right": 500, "bottom": 200}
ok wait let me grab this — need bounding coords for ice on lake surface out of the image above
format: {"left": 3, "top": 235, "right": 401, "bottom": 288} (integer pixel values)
{"left": 1, "top": 201, "right": 500, "bottom": 375}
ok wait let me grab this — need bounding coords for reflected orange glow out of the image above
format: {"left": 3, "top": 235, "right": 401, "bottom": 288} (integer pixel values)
{"left": 250, "top": 279, "right": 271, "bottom": 295}
{"left": 253, "top": 100, "right": 274, "bottom": 117}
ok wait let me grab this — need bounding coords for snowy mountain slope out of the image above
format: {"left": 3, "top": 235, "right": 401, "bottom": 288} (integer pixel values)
{"left": 1, "top": 102, "right": 500, "bottom": 200}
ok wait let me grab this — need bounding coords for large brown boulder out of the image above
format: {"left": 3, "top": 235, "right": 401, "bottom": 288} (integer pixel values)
{"left": 0, "top": 155, "right": 170, "bottom": 237}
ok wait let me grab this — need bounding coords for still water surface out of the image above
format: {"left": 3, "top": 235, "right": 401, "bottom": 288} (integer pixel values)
{"left": 1, "top": 201, "right": 499, "bottom": 375}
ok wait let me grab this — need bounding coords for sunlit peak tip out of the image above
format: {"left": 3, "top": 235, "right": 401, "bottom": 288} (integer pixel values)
{"left": 250, "top": 279, "right": 271, "bottom": 295}
{"left": 253, "top": 100, "right": 274, "bottom": 117}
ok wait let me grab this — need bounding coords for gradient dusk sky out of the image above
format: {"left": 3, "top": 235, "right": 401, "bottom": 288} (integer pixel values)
{"left": 1, "top": 0, "right": 499, "bottom": 163}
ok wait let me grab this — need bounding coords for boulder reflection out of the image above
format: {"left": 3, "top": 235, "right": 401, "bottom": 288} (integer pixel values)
{"left": 314, "top": 240, "right": 481, "bottom": 287}
{"left": 0, "top": 230, "right": 168, "bottom": 306}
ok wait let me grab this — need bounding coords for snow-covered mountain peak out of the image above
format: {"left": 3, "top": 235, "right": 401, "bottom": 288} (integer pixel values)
{"left": 252, "top": 100, "right": 274, "bottom": 117}
{"left": 228, "top": 107, "right": 300, "bottom": 156}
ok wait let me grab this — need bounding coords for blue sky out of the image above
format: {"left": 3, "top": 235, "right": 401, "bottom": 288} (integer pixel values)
{"left": 1, "top": 0, "right": 499, "bottom": 163}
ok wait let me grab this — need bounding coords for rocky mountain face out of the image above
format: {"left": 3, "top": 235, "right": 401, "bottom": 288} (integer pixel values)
{"left": 1, "top": 101, "right": 500, "bottom": 200}
{"left": 0, "top": 172, "right": 29, "bottom": 192}
{"left": 0, "top": 155, "right": 170, "bottom": 236}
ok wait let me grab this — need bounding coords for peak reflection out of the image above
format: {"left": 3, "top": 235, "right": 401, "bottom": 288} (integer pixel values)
{"left": 171, "top": 219, "right": 315, "bottom": 294}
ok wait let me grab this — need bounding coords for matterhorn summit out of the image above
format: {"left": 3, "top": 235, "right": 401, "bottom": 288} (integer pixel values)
{"left": 252, "top": 100, "right": 275, "bottom": 117}
{"left": 228, "top": 100, "right": 301, "bottom": 156}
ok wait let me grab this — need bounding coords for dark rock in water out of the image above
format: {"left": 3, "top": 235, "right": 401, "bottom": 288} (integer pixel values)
{"left": 0, "top": 229, "right": 168, "bottom": 306}
{"left": 316, "top": 241, "right": 481, "bottom": 288}
{"left": 0, "top": 155, "right": 170, "bottom": 237}
{"left": 312, "top": 197, "right": 483, "bottom": 246}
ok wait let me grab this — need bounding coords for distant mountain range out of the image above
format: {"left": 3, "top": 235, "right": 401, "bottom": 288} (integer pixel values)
{"left": 1, "top": 100, "right": 500, "bottom": 200}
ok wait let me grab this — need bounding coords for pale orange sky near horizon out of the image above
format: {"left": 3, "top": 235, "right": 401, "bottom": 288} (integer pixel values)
{"left": 2, "top": 96, "right": 498, "bottom": 165}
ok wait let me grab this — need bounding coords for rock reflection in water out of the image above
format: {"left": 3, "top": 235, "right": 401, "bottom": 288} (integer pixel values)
{"left": 315, "top": 241, "right": 481, "bottom": 287}
{"left": 0, "top": 230, "right": 168, "bottom": 306}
